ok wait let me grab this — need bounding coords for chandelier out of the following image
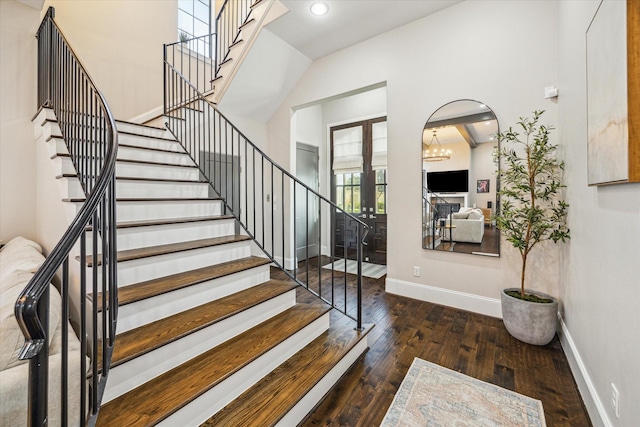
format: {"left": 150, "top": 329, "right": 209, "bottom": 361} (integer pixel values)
{"left": 423, "top": 130, "right": 452, "bottom": 162}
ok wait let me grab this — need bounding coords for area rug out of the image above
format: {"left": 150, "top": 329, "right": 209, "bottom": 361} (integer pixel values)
{"left": 321, "top": 258, "right": 387, "bottom": 279}
{"left": 380, "top": 358, "right": 546, "bottom": 427}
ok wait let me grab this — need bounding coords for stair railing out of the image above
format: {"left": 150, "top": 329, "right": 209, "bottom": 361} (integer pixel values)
{"left": 163, "top": 61, "right": 368, "bottom": 329}
{"left": 163, "top": 0, "right": 254, "bottom": 100}
{"left": 15, "top": 7, "right": 118, "bottom": 426}
{"left": 164, "top": 32, "right": 217, "bottom": 99}
{"left": 216, "top": 0, "right": 253, "bottom": 70}
{"left": 422, "top": 187, "right": 455, "bottom": 249}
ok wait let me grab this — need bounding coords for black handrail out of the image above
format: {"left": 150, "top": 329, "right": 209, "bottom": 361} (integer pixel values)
{"left": 163, "top": 61, "right": 369, "bottom": 329}
{"left": 15, "top": 7, "right": 118, "bottom": 426}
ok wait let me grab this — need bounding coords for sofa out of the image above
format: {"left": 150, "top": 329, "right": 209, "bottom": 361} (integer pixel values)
{"left": 0, "top": 237, "right": 82, "bottom": 426}
{"left": 443, "top": 207, "right": 485, "bottom": 243}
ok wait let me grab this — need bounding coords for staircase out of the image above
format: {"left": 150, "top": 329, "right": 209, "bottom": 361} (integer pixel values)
{"left": 35, "top": 109, "right": 372, "bottom": 425}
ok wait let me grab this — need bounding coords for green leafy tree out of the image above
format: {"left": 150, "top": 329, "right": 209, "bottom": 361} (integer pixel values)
{"left": 494, "top": 110, "right": 570, "bottom": 299}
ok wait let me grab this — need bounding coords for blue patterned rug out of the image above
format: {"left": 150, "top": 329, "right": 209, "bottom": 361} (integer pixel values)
{"left": 381, "top": 358, "right": 546, "bottom": 426}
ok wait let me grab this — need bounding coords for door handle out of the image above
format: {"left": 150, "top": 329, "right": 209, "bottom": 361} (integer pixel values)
{"left": 370, "top": 215, "right": 377, "bottom": 219}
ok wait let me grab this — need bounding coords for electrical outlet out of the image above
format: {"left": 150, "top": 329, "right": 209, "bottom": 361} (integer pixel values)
{"left": 413, "top": 266, "right": 420, "bottom": 277}
{"left": 611, "top": 383, "right": 620, "bottom": 418}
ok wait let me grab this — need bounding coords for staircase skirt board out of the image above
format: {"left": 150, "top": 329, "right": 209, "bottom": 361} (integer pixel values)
{"left": 116, "top": 264, "right": 270, "bottom": 333}
{"left": 102, "top": 289, "right": 298, "bottom": 403}
{"left": 156, "top": 312, "right": 331, "bottom": 427}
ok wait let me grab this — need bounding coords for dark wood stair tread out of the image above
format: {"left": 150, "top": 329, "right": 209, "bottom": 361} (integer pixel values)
{"left": 87, "top": 215, "right": 234, "bottom": 231}
{"left": 109, "top": 279, "right": 298, "bottom": 367}
{"left": 97, "top": 302, "right": 331, "bottom": 427}
{"left": 93, "top": 255, "right": 270, "bottom": 308}
{"left": 201, "top": 323, "right": 374, "bottom": 427}
{"left": 115, "top": 119, "right": 166, "bottom": 131}
{"left": 83, "top": 235, "right": 248, "bottom": 266}
{"left": 57, "top": 173, "right": 207, "bottom": 184}
{"left": 63, "top": 196, "right": 220, "bottom": 203}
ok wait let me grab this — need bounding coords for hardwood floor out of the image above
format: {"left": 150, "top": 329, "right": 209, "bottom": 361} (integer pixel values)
{"left": 271, "top": 262, "right": 591, "bottom": 427}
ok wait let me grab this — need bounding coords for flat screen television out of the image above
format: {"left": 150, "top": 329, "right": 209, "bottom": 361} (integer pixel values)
{"left": 426, "top": 169, "right": 469, "bottom": 193}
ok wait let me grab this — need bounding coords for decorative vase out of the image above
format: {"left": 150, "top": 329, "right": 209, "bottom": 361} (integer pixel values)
{"left": 500, "top": 288, "right": 558, "bottom": 345}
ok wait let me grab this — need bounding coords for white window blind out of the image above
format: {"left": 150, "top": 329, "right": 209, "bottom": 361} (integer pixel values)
{"left": 371, "top": 121, "right": 387, "bottom": 170}
{"left": 332, "top": 126, "right": 363, "bottom": 174}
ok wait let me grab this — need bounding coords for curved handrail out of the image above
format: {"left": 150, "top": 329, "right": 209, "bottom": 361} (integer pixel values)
{"left": 14, "top": 7, "right": 119, "bottom": 425}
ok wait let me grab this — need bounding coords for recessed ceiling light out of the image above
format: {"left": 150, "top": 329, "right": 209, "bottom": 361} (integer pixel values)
{"left": 310, "top": 2, "right": 329, "bottom": 16}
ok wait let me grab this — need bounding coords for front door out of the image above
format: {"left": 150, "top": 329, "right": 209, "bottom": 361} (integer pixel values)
{"left": 330, "top": 117, "right": 387, "bottom": 264}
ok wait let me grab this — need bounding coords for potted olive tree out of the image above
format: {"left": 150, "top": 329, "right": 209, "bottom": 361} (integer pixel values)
{"left": 494, "top": 110, "right": 570, "bottom": 345}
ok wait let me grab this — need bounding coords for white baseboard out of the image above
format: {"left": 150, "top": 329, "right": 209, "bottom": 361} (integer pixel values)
{"left": 385, "top": 277, "right": 502, "bottom": 318}
{"left": 128, "top": 105, "right": 164, "bottom": 125}
{"left": 557, "top": 315, "right": 610, "bottom": 427}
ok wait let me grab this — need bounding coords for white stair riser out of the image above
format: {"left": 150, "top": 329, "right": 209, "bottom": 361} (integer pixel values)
{"left": 66, "top": 199, "right": 223, "bottom": 222}
{"left": 116, "top": 264, "right": 270, "bottom": 333}
{"left": 102, "top": 289, "right": 298, "bottom": 403}
{"left": 115, "top": 180, "right": 210, "bottom": 199}
{"left": 89, "top": 240, "right": 251, "bottom": 287}
{"left": 118, "top": 133, "right": 183, "bottom": 152}
{"left": 56, "top": 177, "right": 210, "bottom": 199}
{"left": 40, "top": 120, "right": 177, "bottom": 155}
{"left": 157, "top": 312, "right": 331, "bottom": 427}
{"left": 115, "top": 121, "right": 172, "bottom": 139}
{"left": 117, "top": 146, "right": 192, "bottom": 166}
{"left": 276, "top": 336, "right": 369, "bottom": 427}
{"left": 86, "top": 218, "right": 236, "bottom": 251}
{"left": 116, "top": 161, "right": 200, "bottom": 181}
{"left": 51, "top": 156, "right": 201, "bottom": 183}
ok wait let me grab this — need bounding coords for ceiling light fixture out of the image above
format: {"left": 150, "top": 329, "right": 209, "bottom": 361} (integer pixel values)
{"left": 423, "top": 130, "right": 452, "bottom": 162}
{"left": 310, "top": 2, "right": 329, "bottom": 16}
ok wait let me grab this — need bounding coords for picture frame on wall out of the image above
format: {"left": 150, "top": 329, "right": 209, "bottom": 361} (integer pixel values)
{"left": 586, "top": 0, "right": 639, "bottom": 185}
{"left": 477, "top": 179, "right": 490, "bottom": 193}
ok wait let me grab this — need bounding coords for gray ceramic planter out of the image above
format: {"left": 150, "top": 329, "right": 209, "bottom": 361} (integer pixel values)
{"left": 501, "top": 288, "right": 558, "bottom": 345}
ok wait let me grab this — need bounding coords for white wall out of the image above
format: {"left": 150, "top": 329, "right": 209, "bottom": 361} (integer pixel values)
{"left": 469, "top": 142, "right": 497, "bottom": 209}
{"left": 43, "top": 0, "right": 178, "bottom": 121}
{"left": 558, "top": 1, "right": 640, "bottom": 426}
{"left": 0, "top": 0, "right": 39, "bottom": 244}
{"left": 267, "top": 0, "right": 560, "bottom": 315}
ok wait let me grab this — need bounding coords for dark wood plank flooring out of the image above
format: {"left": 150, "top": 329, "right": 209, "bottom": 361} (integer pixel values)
{"left": 270, "top": 261, "right": 591, "bottom": 427}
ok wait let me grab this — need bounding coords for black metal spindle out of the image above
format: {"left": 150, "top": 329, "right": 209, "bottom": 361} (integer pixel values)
{"left": 61, "top": 258, "right": 69, "bottom": 427}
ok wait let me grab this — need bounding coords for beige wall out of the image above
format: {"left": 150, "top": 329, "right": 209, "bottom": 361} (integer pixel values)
{"left": 267, "top": 0, "right": 560, "bottom": 309}
{"left": 558, "top": 1, "right": 640, "bottom": 425}
{"left": 43, "top": 0, "right": 178, "bottom": 121}
{"left": 0, "top": 0, "right": 39, "bottom": 244}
